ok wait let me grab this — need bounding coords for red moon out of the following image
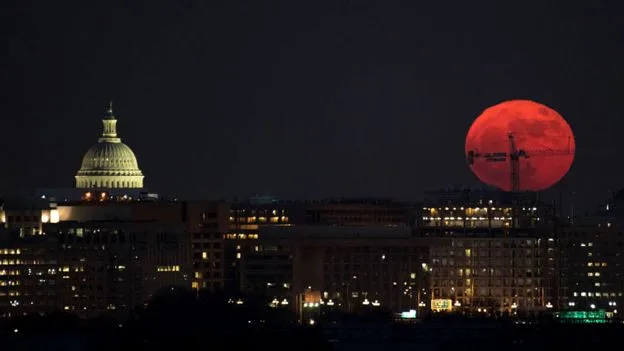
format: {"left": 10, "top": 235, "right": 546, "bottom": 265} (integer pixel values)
{"left": 465, "top": 100, "right": 575, "bottom": 192}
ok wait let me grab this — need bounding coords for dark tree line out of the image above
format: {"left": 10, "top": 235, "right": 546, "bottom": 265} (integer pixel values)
{"left": 0, "top": 286, "right": 332, "bottom": 351}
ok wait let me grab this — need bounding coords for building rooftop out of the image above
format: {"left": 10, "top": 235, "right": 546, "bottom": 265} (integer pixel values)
{"left": 259, "top": 225, "right": 412, "bottom": 238}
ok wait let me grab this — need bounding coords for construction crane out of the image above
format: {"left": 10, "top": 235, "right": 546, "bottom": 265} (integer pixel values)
{"left": 466, "top": 132, "right": 574, "bottom": 193}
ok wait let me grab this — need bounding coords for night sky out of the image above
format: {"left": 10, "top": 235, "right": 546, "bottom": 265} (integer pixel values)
{"left": 1, "top": 1, "right": 623, "bottom": 209}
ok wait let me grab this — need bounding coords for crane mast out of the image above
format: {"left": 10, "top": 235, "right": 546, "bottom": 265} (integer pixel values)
{"left": 508, "top": 132, "right": 520, "bottom": 193}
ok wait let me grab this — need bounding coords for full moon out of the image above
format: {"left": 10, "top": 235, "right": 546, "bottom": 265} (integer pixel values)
{"left": 465, "top": 100, "right": 575, "bottom": 192}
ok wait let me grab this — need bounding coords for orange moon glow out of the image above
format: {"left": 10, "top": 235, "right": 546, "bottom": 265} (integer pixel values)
{"left": 465, "top": 100, "right": 575, "bottom": 192}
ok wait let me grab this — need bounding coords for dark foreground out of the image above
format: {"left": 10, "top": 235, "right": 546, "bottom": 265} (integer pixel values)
{"left": 0, "top": 289, "right": 621, "bottom": 350}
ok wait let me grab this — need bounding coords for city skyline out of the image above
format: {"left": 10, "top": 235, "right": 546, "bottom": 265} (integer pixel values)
{"left": 2, "top": 2, "right": 624, "bottom": 348}
{"left": 1, "top": 1, "right": 623, "bottom": 209}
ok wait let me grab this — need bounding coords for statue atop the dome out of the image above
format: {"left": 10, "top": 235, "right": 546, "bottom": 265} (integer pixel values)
{"left": 105, "top": 101, "right": 115, "bottom": 119}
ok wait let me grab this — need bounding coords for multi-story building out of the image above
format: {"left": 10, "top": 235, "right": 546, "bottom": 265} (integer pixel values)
{"left": 226, "top": 197, "right": 301, "bottom": 291}
{"left": 0, "top": 230, "right": 58, "bottom": 318}
{"left": 555, "top": 190, "right": 623, "bottom": 315}
{"left": 0, "top": 196, "right": 222, "bottom": 319}
{"left": 228, "top": 197, "right": 416, "bottom": 293}
{"left": 186, "top": 201, "right": 229, "bottom": 292}
{"left": 240, "top": 225, "right": 430, "bottom": 317}
{"left": 45, "top": 221, "right": 191, "bottom": 319}
{"left": 427, "top": 236, "right": 554, "bottom": 314}
{"left": 416, "top": 189, "right": 558, "bottom": 315}
{"left": 558, "top": 225, "right": 623, "bottom": 313}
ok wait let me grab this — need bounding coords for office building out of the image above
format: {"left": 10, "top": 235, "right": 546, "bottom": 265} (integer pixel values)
{"left": 416, "top": 189, "right": 558, "bottom": 315}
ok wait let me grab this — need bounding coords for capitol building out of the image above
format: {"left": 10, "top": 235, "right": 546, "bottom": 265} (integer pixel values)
{"left": 74, "top": 104, "right": 144, "bottom": 189}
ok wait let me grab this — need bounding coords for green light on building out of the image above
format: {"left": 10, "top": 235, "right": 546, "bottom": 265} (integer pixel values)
{"left": 557, "top": 310, "right": 608, "bottom": 324}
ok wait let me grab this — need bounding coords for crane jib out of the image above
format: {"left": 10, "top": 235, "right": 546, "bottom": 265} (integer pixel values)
{"left": 483, "top": 152, "right": 508, "bottom": 162}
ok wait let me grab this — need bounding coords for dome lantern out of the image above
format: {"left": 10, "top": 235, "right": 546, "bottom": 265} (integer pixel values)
{"left": 100, "top": 101, "right": 120, "bottom": 142}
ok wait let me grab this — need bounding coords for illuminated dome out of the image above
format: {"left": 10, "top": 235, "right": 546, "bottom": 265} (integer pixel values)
{"left": 74, "top": 104, "right": 144, "bottom": 188}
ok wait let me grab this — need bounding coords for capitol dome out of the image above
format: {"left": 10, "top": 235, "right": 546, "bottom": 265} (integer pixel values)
{"left": 74, "top": 104, "right": 144, "bottom": 189}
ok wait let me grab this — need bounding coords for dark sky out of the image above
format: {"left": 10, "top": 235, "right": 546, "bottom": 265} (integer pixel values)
{"left": 1, "top": 0, "right": 623, "bottom": 208}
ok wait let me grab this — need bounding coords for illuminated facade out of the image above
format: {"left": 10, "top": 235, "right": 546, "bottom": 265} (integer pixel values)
{"left": 74, "top": 104, "right": 144, "bottom": 189}
{"left": 0, "top": 231, "right": 58, "bottom": 318}
{"left": 0, "top": 199, "right": 60, "bottom": 235}
{"left": 417, "top": 190, "right": 558, "bottom": 314}
{"left": 419, "top": 202, "right": 549, "bottom": 230}
{"left": 428, "top": 237, "right": 554, "bottom": 313}
{"left": 558, "top": 225, "right": 623, "bottom": 314}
